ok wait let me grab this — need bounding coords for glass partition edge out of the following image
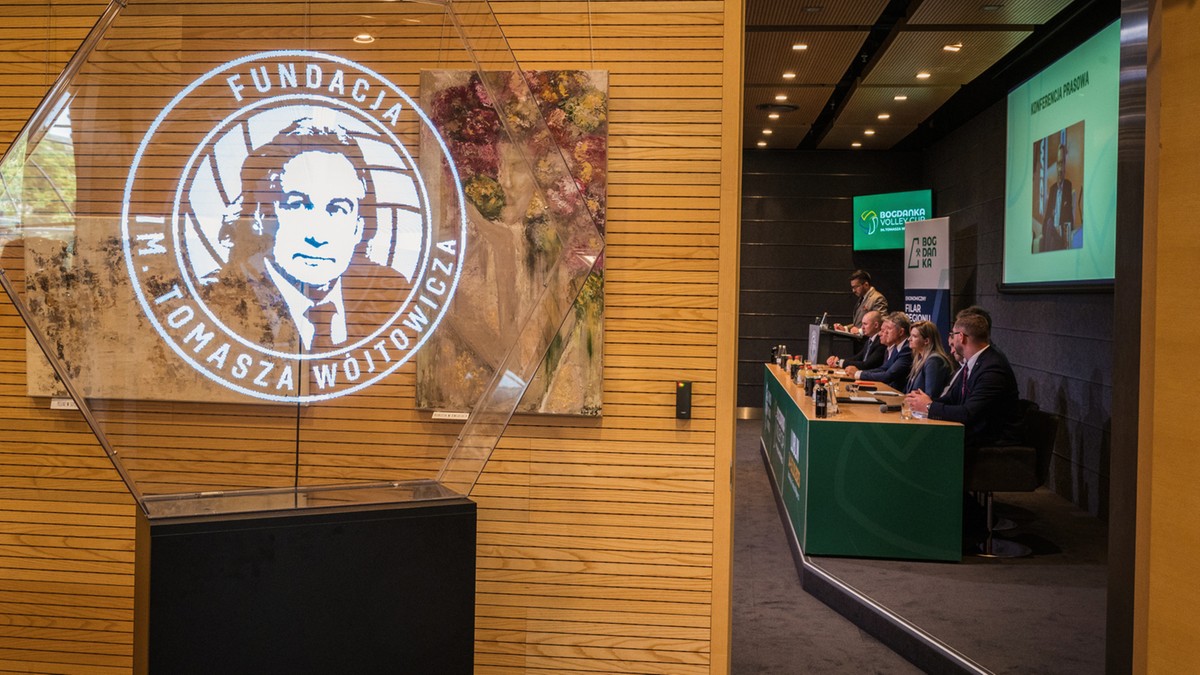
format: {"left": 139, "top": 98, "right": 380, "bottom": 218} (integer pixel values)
{"left": 0, "top": 267, "right": 145, "bottom": 508}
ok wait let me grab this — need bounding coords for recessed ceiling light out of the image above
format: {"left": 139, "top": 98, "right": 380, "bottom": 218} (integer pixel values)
{"left": 782, "top": 72, "right": 797, "bottom": 80}
{"left": 353, "top": 33, "right": 375, "bottom": 44}
{"left": 793, "top": 43, "right": 809, "bottom": 51}
{"left": 894, "top": 95, "right": 908, "bottom": 101}
{"left": 864, "top": 129, "right": 876, "bottom": 136}
{"left": 763, "top": 129, "right": 773, "bottom": 135}
{"left": 878, "top": 113, "right": 890, "bottom": 120}
{"left": 768, "top": 112, "right": 780, "bottom": 119}
{"left": 982, "top": 4, "right": 1002, "bottom": 11}
{"left": 757, "top": 141, "right": 768, "bottom": 147}
{"left": 943, "top": 43, "right": 963, "bottom": 52}
{"left": 851, "top": 142, "right": 862, "bottom": 148}
{"left": 804, "top": 5, "right": 823, "bottom": 12}
{"left": 775, "top": 94, "right": 788, "bottom": 101}
{"left": 916, "top": 72, "right": 932, "bottom": 79}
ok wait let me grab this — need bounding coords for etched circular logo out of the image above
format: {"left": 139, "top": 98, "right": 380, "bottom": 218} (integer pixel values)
{"left": 122, "top": 51, "right": 467, "bottom": 402}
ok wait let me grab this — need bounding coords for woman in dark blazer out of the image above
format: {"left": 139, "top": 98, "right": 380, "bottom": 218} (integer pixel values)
{"left": 905, "top": 320, "right": 955, "bottom": 395}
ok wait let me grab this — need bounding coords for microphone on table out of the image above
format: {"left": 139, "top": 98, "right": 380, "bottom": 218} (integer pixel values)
{"left": 879, "top": 402, "right": 902, "bottom": 413}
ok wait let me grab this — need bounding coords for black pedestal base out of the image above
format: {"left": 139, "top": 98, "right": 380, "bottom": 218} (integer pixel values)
{"left": 135, "top": 497, "right": 476, "bottom": 674}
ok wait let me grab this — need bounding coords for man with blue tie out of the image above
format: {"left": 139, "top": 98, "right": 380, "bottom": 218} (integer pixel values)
{"left": 905, "top": 312, "right": 1019, "bottom": 449}
{"left": 845, "top": 312, "right": 912, "bottom": 390}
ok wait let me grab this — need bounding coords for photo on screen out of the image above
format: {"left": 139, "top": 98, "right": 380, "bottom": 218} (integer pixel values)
{"left": 1032, "top": 121, "right": 1084, "bottom": 254}
{"left": 1003, "top": 20, "right": 1118, "bottom": 289}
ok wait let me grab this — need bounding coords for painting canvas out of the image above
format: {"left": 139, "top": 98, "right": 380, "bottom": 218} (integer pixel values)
{"left": 417, "top": 70, "right": 606, "bottom": 416}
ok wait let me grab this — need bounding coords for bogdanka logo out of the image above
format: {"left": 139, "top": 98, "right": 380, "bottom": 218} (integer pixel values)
{"left": 858, "top": 207, "right": 926, "bottom": 236}
{"left": 858, "top": 210, "right": 879, "bottom": 235}
{"left": 121, "top": 51, "right": 468, "bottom": 403}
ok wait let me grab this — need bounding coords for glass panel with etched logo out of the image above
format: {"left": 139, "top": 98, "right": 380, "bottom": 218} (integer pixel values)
{"left": 0, "top": 0, "right": 603, "bottom": 516}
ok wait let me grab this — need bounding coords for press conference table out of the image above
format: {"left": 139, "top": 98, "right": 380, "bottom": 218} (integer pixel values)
{"left": 761, "top": 364, "right": 964, "bottom": 561}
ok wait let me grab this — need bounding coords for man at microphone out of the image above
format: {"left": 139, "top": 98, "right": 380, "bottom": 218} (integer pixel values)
{"left": 904, "top": 313, "right": 1018, "bottom": 449}
{"left": 845, "top": 312, "right": 912, "bottom": 390}
{"left": 833, "top": 269, "right": 888, "bottom": 336}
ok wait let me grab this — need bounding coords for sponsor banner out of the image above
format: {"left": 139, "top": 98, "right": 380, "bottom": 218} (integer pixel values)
{"left": 852, "top": 189, "right": 933, "bottom": 251}
{"left": 904, "top": 217, "right": 951, "bottom": 342}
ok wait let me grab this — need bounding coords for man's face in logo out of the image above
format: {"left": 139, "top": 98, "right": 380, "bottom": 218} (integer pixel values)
{"left": 270, "top": 149, "right": 366, "bottom": 287}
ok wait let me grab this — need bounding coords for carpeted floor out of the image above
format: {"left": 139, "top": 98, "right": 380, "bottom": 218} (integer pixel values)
{"left": 731, "top": 419, "right": 1108, "bottom": 674}
{"left": 732, "top": 420, "right": 921, "bottom": 674}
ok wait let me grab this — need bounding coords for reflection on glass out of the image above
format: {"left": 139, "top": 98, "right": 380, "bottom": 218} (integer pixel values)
{"left": 0, "top": 0, "right": 604, "bottom": 515}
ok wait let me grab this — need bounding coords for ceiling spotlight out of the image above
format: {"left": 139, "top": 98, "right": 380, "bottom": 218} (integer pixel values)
{"left": 894, "top": 95, "right": 908, "bottom": 101}
{"left": 864, "top": 129, "right": 876, "bottom": 136}
{"left": 793, "top": 43, "right": 809, "bottom": 51}
{"left": 851, "top": 142, "right": 862, "bottom": 148}
{"left": 757, "top": 141, "right": 768, "bottom": 147}
{"left": 353, "top": 33, "right": 375, "bottom": 44}
{"left": 916, "top": 72, "right": 932, "bottom": 79}
{"left": 878, "top": 113, "right": 891, "bottom": 120}
{"left": 943, "top": 43, "right": 963, "bottom": 52}
{"left": 763, "top": 129, "right": 773, "bottom": 135}
{"left": 768, "top": 112, "right": 781, "bottom": 119}
{"left": 783, "top": 72, "right": 797, "bottom": 79}
{"left": 775, "top": 94, "right": 789, "bottom": 101}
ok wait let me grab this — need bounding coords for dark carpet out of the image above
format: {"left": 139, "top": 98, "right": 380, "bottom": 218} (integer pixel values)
{"left": 732, "top": 420, "right": 921, "bottom": 674}
{"left": 731, "top": 419, "right": 1107, "bottom": 674}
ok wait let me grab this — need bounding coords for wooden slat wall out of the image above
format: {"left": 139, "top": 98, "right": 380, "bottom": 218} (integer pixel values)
{"left": 1, "top": 2, "right": 137, "bottom": 673}
{"left": 0, "top": 1, "right": 742, "bottom": 672}
{"left": 1138, "top": 2, "right": 1200, "bottom": 671}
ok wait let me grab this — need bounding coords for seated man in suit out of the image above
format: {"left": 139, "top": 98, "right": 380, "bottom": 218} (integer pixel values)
{"left": 826, "top": 310, "right": 885, "bottom": 371}
{"left": 845, "top": 312, "right": 912, "bottom": 390}
{"left": 905, "top": 313, "right": 1019, "bottom": 448}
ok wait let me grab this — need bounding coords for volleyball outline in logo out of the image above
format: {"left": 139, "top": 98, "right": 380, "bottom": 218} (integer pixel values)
{"left": 121, "top": 50, "right": 468, "bottom": 403}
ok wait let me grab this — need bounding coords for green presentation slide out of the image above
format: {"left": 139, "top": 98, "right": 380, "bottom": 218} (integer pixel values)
{"left": 1004, "top": 20, "right": 1119, "bottom": 286}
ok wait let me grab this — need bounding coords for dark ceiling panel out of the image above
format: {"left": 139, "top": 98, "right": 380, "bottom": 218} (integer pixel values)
{"left": 908, "top": 0, "right": 1075, "bottom": 26}
{"left": 817, "top": 123, "right": 917, "bottom": 150}
{"left": 836, "top": 84, "right": 959, "bottom": 126}
{"left": 746, "top": 0, "right": 889, "bottom": 27}
{"left": 746, "top": 124, "right": 810, "bottom": 150}
{"left": 862, "top": 29, "right": 1032, "bottom": 86}
{"left": 745, "top": 31, "right": 868, "bottom": 85}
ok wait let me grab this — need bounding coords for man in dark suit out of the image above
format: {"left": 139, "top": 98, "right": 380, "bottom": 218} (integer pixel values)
{"left": 846, "top": 312, "right": 912, "bottom": 390}
{"left": 1041, "top": 142, "right": 1074, "bottom": 252}
{"left": 905, "top": 313, "right": 1019, "bottom": 448}
{"left": 204, "top": 117, "right": 413, "bottom": 354}
{"left": 826, "top": 310, "right": 886, "bottom": 371}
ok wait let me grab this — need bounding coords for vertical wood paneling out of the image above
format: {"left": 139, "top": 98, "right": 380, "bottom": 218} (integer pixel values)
{"left": 474, "top": 2, "right": 738, "bottom": 671}
{"left": 1, "top": 1, "right": 741, "bottom": 673}
{"left": 1137, "top": 2, "right": 1200, "bottom": 671}
{"left": 1, "top": 2, "right": 137, "bottom": 672}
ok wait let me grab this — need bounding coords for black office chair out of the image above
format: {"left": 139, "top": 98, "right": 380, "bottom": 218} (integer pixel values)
{"left": 964, "top": 400, "right": 1058, "bottom": 558}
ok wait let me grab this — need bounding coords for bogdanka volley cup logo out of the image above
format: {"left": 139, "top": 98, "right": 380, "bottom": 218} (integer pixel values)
{"left": 121, "top": 51, "right": 467, "bottom": 402}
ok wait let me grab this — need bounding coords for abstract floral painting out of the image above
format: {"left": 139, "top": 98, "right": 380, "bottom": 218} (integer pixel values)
{"left": 417, "top": 70, "right": 607, "bottom": 415}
